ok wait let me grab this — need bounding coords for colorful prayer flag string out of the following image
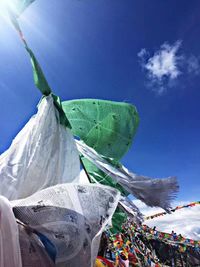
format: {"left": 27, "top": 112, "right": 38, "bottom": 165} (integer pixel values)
{"left": 145, "top": 201, "right": 200, "bottom": 220}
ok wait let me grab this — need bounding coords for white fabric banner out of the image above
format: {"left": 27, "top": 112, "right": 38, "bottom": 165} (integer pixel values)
{"left": 81, "top": 168, "right": 143, "bottom": 223}
{"left": 0, "top": 196, "right": 22, "bottom": 267}
{"left": 0, "top": 96, "right": 80, "bottom": 200}
{"left": 12, "top": 183, "right": 120, "bottom": 267}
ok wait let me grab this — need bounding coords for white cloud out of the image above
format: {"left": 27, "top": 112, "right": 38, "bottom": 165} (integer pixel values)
{"left": 146, "top": 41, "right": 182, "bottom": 80}
{"left": 133, "top": 200, "right": 200, "bottom": 240}
{"left": 187, "top": 55, "right": 200, "bottom": 75}
{"left": 138, "top": 40, "right": 200, "bottom": 94}
{"left": 137, "top": 48, "right": 148, "bottom": 60}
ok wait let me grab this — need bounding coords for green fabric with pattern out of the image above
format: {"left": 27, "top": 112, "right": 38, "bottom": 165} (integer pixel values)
{"left": 81, "top": 157, "right": 129, "bottom": 196}
{"left": 62, "top": 99, "right": 139, "bottom": 160}
{"left": 110, "top": 207, "right": 128, "bottom": 234}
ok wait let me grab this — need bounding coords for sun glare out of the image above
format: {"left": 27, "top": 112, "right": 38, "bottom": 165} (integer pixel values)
{"left": 0, "top": 0, "right": 19, "bottom": 20}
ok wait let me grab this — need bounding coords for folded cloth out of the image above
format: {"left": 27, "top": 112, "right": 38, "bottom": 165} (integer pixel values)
{"left": 0, "top": 96, "right": 80, "bottom": 200}
{"left": 0, "top": 196, "right": 22, "bottom": 267}
{"left": 12, "top": 183, "right": 120, "bottom": 267}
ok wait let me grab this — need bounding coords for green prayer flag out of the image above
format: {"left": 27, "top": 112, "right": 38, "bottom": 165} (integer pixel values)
{"left": 26, "top": 47, "right": 52, "bottom": 96}
{"left": 110, "top": 207, "right": 127, "bottom": 234}
{"left": 9, "top": 14, "right": 71, "bottom": 128}
{"left": 62, "top": 99, "right": 139, "bottom": 160}
{"left": 81, "top": 157, "right": 129, "bottom": 196}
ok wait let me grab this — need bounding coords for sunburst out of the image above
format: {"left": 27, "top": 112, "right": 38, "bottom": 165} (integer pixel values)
{"left": 0, "top": 0, "right": 19, "bottom": 20}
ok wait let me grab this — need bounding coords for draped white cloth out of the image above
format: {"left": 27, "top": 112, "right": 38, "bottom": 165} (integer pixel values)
{"left": 0, "top": 196, "right": 22, "bottom": 267}
{"left": 12, "top": 183, "right": 120, "bottom": 267}
{"left": 0, "top": 95, "right": 124, "bottom": 266}
{"left": 0, "top": 96, "right": 80, "bottom": 200}
{"left": 81, "top": 167, "right": 143, "bottom": 223}
{"left": 0, "top": 95, "right": 83, "bottom": 266}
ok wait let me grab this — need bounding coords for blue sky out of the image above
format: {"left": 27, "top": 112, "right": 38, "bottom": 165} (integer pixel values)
{"left": 0, "top": 0, "right": 199, "bottom": 201}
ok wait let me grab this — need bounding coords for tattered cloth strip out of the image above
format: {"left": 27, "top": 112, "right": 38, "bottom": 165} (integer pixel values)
{"left": 12, "top": 183, "right": 120, "bottom": 267}
{"left": 119, "top": 197, "right": 144, "bottom": 224}
{"left": 145, "top": 201, "right": 200, "bottom": 220}
{"left": 0, "top": 96, "right": 80, "bottom": 200}
{"left": 76, "top": 140, "right": 179, "bottom": 210}
{"left": 0, "top": 196, "right": 22, "bottom": 267}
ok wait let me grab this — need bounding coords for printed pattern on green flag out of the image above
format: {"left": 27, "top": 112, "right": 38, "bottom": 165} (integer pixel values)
{"left": 111, "top": 207, "right": 127, "bottom": 234}
{"left": 62, "top": 99, "right": 139, "bottom": 160}
{"left": 81, "top": 157, "right": 129, "bottom": 196}
{"left": 26, "top": 47, "right": 52, "bottom": 96}
{"left": 79, "top": 158, "right": 128, "bottom": 231}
